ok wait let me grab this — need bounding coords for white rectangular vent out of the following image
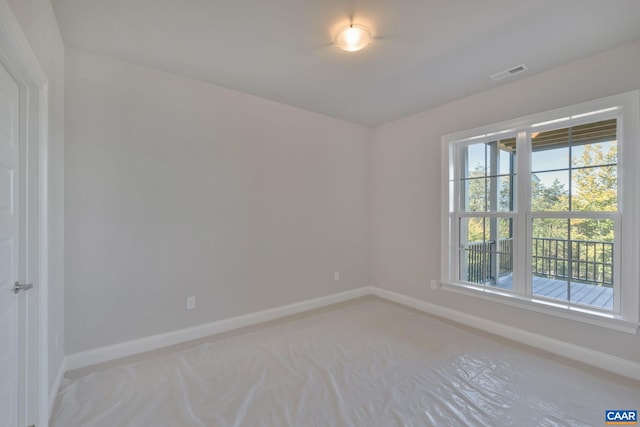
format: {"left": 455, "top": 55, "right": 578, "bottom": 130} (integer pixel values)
{"left": 490, "top": 64, "right": 528, "bottom": 81}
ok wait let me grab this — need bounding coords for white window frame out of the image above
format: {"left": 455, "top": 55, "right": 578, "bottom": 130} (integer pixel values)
{"left": 441, "top": 91, "right": 640, "bottom": 334}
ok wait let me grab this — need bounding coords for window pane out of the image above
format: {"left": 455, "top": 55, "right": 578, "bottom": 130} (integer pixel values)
{"left": 460, "top": 177, "right": 486, "bottom": 211}
{"left": 497, "top": 175, "right": 513, "bottom": 211}
{"left": 531, "top": 218, "right": 614, "bottom": 311}
{"left": 571, "top": 166, "right": 617, "bottom": 212}
{"left": 531, "top": 146, "right": 569, "bottom": 173}
{"left": 572, "top": 140, "right": 617, "bottom": 168}
{"left": 499, "top": 147, "right": 512, "bottom": 175}
{"left": 531, "top": 127, "right": 569, "bottom": 172}
{"left": 532, "top": 218, "right": 569, "bottom": 301}
{"left": 496, "top": 218, "right": 514, "bottom": 289}
{"left": 462, "top": 217, "right": 488, "bottom": 243}
{"left": 531, "top": 171, "right": 569, "bottom": 211}
{"left": 569, "top": 219, "right": 614, "bottom": 310}
{"left": 465, "top": 143, "right": 486, "bottom": 178}
{"left": 499, "top": 138, "right": 516, "bottom": 175}
{"left": 460, "top": 217, "right": 490, "bottom": 285}
{"left": 459, "top": 217, "right": 513, "bottom": 290}
{"left": 570, "top": 118, "right": 617, "bottom": 166}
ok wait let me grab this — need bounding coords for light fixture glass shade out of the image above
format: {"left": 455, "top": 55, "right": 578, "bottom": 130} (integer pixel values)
{"left": 335, "top": 25, "right": 371, "bottom": 52}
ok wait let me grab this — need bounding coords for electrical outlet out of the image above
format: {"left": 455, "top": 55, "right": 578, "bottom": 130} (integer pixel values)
{"left": 186, "top": 296, "right": 196, "bottom": 310}
{"left": 430, "top": 279, "right": 438, "bottom": 290}
{"left": 334, "top": 271, "right": 340, "bottom": 281}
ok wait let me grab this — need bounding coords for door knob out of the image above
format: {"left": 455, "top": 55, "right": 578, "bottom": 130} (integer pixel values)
{"left": 13, "top": 281, "right": 33, "bottom": 294}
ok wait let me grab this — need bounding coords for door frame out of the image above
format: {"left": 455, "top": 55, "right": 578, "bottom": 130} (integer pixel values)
{"left": 0, "top": 1, "right": 50, "bottom": 426}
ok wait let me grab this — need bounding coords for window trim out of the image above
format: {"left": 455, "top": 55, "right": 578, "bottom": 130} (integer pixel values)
{"left": 441, "top": 91, "right": 640, "bottom": 333}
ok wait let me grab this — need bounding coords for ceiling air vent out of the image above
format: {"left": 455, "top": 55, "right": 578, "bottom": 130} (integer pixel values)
{"left": 490, "top": 64, "right": 528, "bottom": 81}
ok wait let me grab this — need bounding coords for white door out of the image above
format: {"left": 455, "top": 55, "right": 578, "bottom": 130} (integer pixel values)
{"left": 0, "top": 59, "right": 22, "bottom": 427}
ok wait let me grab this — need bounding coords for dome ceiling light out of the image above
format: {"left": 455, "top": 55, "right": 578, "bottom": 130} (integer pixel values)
{"left": 335, "top": 25, "right": 371, "bottom": 52}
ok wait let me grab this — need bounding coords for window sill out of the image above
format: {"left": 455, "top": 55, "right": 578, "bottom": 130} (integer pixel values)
{"left": 441, "top": 281, "right": 639, "bottom": 335}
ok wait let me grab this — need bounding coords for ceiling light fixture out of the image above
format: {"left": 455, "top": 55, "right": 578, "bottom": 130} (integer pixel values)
{"left": 335, "top": 25, "right": 371, "bottom": 52}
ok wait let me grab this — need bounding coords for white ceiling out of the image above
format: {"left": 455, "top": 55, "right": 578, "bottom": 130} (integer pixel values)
{"left": 51, "top": 0, "right": 640, "bottom": 126}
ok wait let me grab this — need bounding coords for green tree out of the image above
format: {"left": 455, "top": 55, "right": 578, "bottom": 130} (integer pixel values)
{"left": 571, "top": 144, "right": 617, "bottom": 242}
{"left": 531, "top": 176, "right": 568, "bottom": 213}
{"left": 464, "top": 165, "right": 486, "bottom": 242}
{"left": 531, "top": 176, "right": 568, "bottom": 240}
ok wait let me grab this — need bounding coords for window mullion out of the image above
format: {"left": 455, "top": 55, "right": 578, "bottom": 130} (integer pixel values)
{"left": 448, "top": 145, "right": 460, "bottom": 283}
{"left": 613, "top": 214, "right": 621, "bottom": 315}
{"left": 515, "top": 130, "right": 530, "bottom": 297}
{"left": 618, "top": 97, "right": 639, "bottom": 322}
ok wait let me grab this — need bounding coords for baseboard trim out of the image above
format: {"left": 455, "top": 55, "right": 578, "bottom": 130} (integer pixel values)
{"left": 49, "top": 356, "right": 67, "bottom": 419}
{"left": 370, "top": 287, "right": 640, "bottom": 381}
{"left": 62, "top": 285, "right": 640, "bottom": 382}
{"left": 65, "top": 287, "right": 372, "bottom": 371}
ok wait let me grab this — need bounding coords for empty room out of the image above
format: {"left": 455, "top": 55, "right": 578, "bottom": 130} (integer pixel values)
{"left": 1, "top": 0, "right": 640, "bottom": 426}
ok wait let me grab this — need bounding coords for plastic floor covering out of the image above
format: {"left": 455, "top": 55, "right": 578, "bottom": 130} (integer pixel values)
{"left": 51, "top": 299, "right": 640, "bottom": 426}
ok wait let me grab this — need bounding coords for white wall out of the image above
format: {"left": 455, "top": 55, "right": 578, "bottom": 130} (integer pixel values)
{"left": 64, "top": 49, "right": 370, "bottom": 353}
{"left": 371, "top": 40, "right": 640, "bottom": 363}
{"left": 7, "top": 0, "right": 65, "bottom": 394}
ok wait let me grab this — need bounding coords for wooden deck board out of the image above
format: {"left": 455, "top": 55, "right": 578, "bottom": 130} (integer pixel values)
{"left": 581, "top": 285, "right": 606, "bottom": 305}
{"left": 568, "top": 282, "right": 593, "bottom": 303}
{"left": 533, "top": 278, "right": 563, "bottom": 295}
{"left": 542, "top": 282, "right": 568, "bottom": 299}
{"left": 585, "top": 286, "right": 611, "bottom": 307}
{"left": 499, "top": 274, "right": 613, "bottom": 310}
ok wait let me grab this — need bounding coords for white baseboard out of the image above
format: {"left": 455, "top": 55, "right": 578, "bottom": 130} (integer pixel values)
{"left": 49, "top": 356, "right": 67, "bottom": 419}
{"left": 62, "top": 285, "right": 640, "bottom": 384}
{"left": 370, "top": 287, "right": 640, "bottom": 381}
{"left": 65, "top": 287, "right": 372, "bottom": 371}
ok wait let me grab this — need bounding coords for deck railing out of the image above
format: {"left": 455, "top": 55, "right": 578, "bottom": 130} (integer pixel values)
{"left": 465, "top": 237, "right": 613, "bottom": 287}
{"left": 465, "top": 238, "right": 512, "bottom": 285}
{"left": 532, "top": 237, "right": 613, "bottom": 287}
{"left": 466, "top": 240, "right": 494, "bottom": 284}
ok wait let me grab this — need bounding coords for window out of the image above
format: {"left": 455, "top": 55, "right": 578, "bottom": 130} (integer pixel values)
{"left": 442, "top": 92, "right": 639, "bottom": 330}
